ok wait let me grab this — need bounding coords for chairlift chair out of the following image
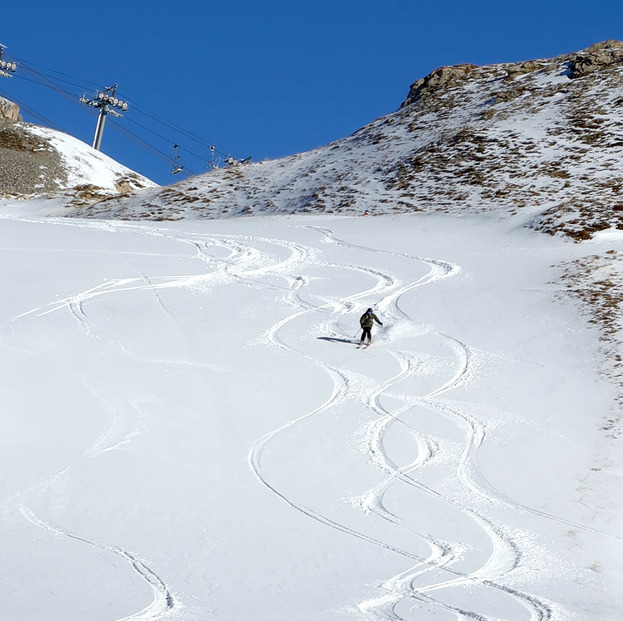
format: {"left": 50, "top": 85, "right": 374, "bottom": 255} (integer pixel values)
{"left": 171, "top": 144, "right": 184, "bottom": 175}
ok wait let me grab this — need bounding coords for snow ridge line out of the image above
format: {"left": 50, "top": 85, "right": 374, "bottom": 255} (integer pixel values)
{"left": 2, "top": 219, "right": 488, "bottom": 619}
{"left": 1, "top": 215, "right": 606, "bottom": 618}
{"left": 2, "top": 218, "right": 436, "bottom": 619}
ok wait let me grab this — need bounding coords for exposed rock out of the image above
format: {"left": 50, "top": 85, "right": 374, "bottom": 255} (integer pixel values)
{"left": 401, "top": 64, "right": 478, "bottom": 107}
{"left": 0, "top": 121, "right": 156, "bottom": 202}
{"left": 505, "top": 60, "right": 546, "bottom": 80}
{"left": 0, "top": 121, "right": 66, "bottom": 195}
{"left": 0, "top": 96, "right": 21, "bottom": 122}
{"left": 570, "top": 40, "right": 623, "bottom": 78}
{"left": 115, "top": 175, "right": 151, "bottom": 193}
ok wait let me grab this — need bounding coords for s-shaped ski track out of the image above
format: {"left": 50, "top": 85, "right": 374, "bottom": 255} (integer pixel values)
{"left": 248, "top": 224, "right": 560, "bottom": 620}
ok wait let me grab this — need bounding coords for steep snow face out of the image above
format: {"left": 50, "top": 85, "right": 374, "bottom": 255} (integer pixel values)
{"left": 0, "top": 212, "right": 621, "bottom": 620}
{"left": 71, "top": 42, "right": 623, "bottom": 240}
{"left": 0, "top": 120, "right": 156, "bottom": 202}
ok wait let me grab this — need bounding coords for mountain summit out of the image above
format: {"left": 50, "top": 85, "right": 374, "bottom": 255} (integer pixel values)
{"left": 72, "top": 41, "right": 623, "bottom": 240}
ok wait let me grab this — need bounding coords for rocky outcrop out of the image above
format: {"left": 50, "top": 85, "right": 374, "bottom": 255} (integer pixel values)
{"left": 505, "top": 60, "right": 550, "bottom": 80}
{"left": 400, "top": 40, "right": 623, "bottom": 103}
{"left": 401, "top": 64, "right": 478, "bottom": 107}
{"left": 0, "top": 96, "right": 21, "bottom": 122}
{"left": 570, "top": 40, "right": 623, "bottom": 78}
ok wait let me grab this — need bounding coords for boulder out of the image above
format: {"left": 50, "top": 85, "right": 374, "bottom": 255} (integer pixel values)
{"left": 570, "top": 40, "right": 623, "bottom": 78}
{"left": 401, "top": 64, "right": 478, "bottom": 107}
{"left": 0, "top": 96, "right": 22, "bottom": 122}
{"left": 506, "top": 60, "right": 545, "bottom": 80}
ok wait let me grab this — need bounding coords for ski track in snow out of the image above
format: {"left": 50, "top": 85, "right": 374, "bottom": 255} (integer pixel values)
{"left": 0, "top": 216, "right": 344, "bottom": 621}
{"left": 20, "top": 506, "right": 176, "bottom": 621}
{"left": 246, "top": 225, "right": 558, "bottom": 621}
{"left": 0, "top": 219, "right": 248, "bottom": 621}
{"left": 0, "top": 214, "right": 615, "bottom": 620}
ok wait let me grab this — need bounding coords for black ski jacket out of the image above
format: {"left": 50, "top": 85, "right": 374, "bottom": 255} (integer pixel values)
{"left": 360, "top": 312, "right": 382, "bottom": 329}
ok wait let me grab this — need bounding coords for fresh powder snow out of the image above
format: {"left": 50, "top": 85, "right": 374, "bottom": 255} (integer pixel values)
{"left": 0, "top": 210, "right": 620, "bottom": 620}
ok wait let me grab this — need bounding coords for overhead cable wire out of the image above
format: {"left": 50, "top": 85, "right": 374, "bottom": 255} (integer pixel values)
{"left": 21, "top": 65, "right": 211, "bottom": 168}
{"left": 5, "top": 53, "right": 103, "bottom": 91}
{"left": 19, "top": 62, "right": 231, "bottom": 161}
{"left": 0, "top": 87, "right": 64, "bottom": 131}
{"left": 10, "top": 67, "right": 183, "bottom": 167}
{"left": 123, "top": 115, "right": 209, "bottom": 162}
{"left": 107, "top": 117, "right": 197, "bottom": 176}
{"left": 4, "top": 55, "right": 226, "bottom": 174}
{"left": 129, "top": 104, "right": 230, "bottom": 158}
{"left": 18, "top": 64, "right": 85, "bottom": 105}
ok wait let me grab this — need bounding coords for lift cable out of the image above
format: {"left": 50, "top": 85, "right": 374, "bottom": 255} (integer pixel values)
{"left": 6, "top": 75, "right": 187, "bottom": 175}
{"left": 0, "top": 86, "right": 65, "bottom": 132}
{"left": 123, "top": 114, "right": 210, "bottom": 163}
{"left": 4, "top": 52, "right": 103, "bottom": 90}
{"left": 3, "top": 54, "right": 231, "bottom": 173}
{"left": 106, "top": 117, "right": 198, "bottom": 175}
{"left": 11, "top": 70, "right": 190, "bottom": 169}
{"left": 17, "top": 64, "right": 91, "bottom": 110}
{"left": 128, "top": 103, "right": 230, "bottom": 159}
{"left": 14, "top": 56, "right": 233, "bottom": 160}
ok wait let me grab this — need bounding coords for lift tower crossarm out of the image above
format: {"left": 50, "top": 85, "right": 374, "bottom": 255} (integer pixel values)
{"left": 80, "top": 84, "right": 129, "bottom": 151}
{"left": 0, "top": 44, "right": 18, "bottom": 78}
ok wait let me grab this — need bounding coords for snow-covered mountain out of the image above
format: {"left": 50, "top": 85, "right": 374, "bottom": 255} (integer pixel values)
{"left": 73, "top": 41, "right": 623, "bottom": 241}
{"left": 0, "top": 99, "right": 156, "bottom": 204}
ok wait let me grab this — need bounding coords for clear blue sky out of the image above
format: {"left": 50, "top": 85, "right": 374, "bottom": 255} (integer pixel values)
{"left": 2, "top": 1, "right": 621, "bottom": 185}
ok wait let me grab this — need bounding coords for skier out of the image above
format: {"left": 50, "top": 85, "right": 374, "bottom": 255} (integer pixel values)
{"left": 358, "top": 308, "right": 383, "bottom": 347}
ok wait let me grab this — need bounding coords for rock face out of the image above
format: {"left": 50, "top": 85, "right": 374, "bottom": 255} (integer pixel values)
{"left": 570, "top": 40, "right": 623, "bottom": 78}
{"left": 401, "top": 64, "right": 478, "bottom": 107}
{"left": 0, "top": 96, "right": 21, "bottom": 122}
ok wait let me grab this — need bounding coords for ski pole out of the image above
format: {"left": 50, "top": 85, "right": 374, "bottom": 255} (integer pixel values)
{"left": 353, "top": 328, "right": 362, "bottom": 338}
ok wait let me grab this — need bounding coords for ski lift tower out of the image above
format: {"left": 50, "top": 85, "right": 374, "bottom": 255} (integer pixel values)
{"left": 0, "top": 44, "right": 18, "bottom": 79}
{"left": 80, "top": 85, "right": 129, "bottom": 151}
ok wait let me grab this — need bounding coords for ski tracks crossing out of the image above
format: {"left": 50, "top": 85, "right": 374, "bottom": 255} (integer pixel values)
{"left": 0, "top": 215, "right": 609, "bottom": 620}
{"left": 248, "top": 224, "right": 561, "bottom": 621}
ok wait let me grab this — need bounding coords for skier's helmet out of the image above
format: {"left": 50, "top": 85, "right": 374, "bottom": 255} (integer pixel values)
{"left": 366, "top": 308, "right": 373, "bottom": 313}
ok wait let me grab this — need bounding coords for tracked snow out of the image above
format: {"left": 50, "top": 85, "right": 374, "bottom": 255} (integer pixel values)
{"left": 0, "top": 211, "right": 620, "bottom": 620}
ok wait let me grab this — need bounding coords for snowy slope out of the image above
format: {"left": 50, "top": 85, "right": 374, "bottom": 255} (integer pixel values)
{"left": 0, "top": 120, "right": 156, "bottom": 202}
{"left": 69, "top": 42, "right": 623, "bottom": 241}
{"left": 0, "top": 212, "right": 621, "bottom": 620}
{"left": 25, "top": 126, "right": 156, "bottom": 193}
